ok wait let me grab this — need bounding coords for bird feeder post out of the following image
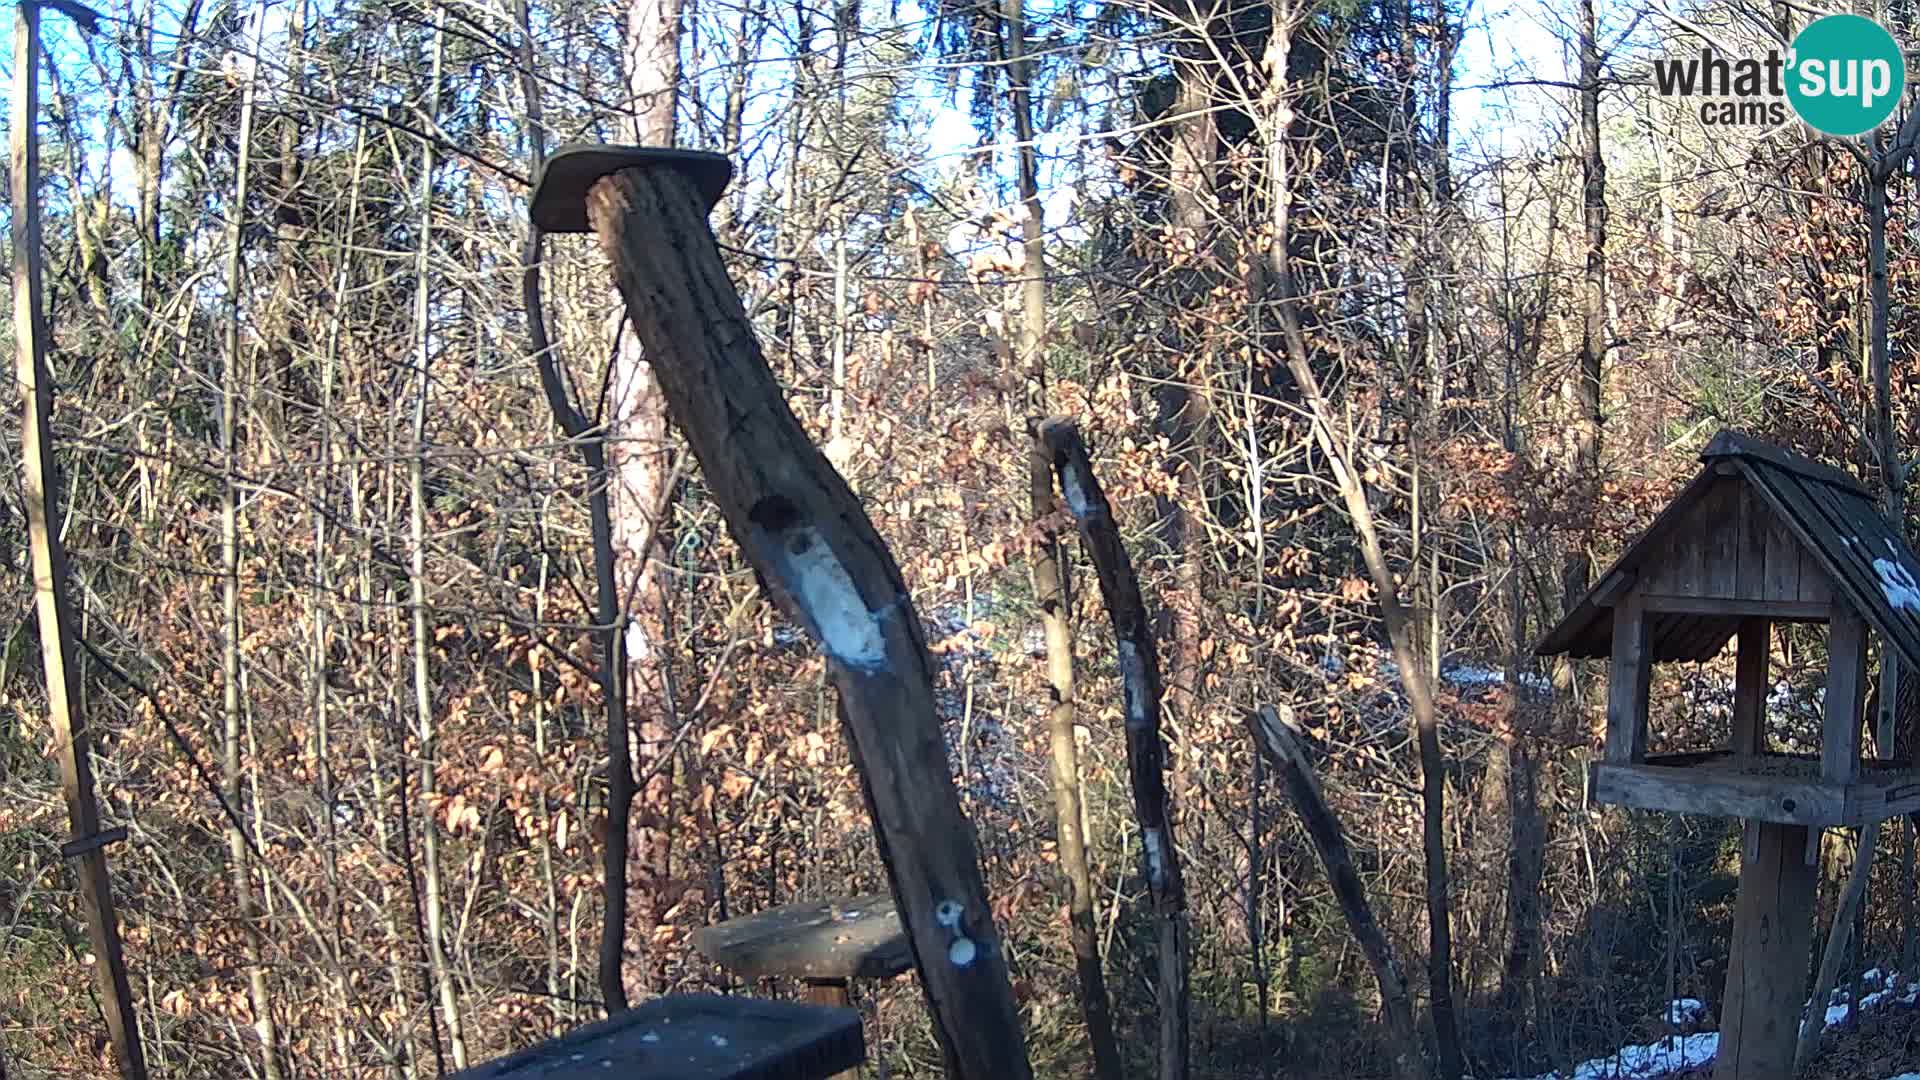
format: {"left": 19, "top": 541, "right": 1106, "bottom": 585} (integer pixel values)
{"left": 529, "top": 146, "right": 1031, "bottom": 1080}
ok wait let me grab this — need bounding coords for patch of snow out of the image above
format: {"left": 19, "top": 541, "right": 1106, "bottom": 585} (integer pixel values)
{"left": 1874, "top": 557, "right": 1920, "bottom": 612}
{"left": 1665, "top": 998, "right": 1707, "bottom": 1026}
{"left": 1060, "top": 463, "right": 1095, "bottom": 519}
{"left": 1503, "top": 1033, "right": 1719, "bottom": 1080}
{"left": 1118, "top": 640, "right": 1152, "bottom": 729}
{"left": 1143, "top": 826, "right": 1167, "bottom": 884}
{"left": 768, "top": 524, "right": 890, "bottom": 671}
{"left": 1509, "top": 969, "right": 1911, "bottom": 1080}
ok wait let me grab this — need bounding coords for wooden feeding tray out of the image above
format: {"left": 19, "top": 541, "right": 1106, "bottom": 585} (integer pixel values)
{"left": 450, "top": 993, "right": 864, "bottom": 1079}
{"left": 692, "top": 894, "right": 911, "bottom": 987}
{"left": 1588, "top": 750, "right": 1920, "bottom": 827}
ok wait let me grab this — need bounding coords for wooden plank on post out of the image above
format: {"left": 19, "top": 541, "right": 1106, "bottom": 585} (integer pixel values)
{"left": 1703, "top": 480, "right": 1741, "bottom": 597}
{"left": 1714, "top": 822, "right": 1817, "bottom": 1080}
{"left": 1733, "top": 619, "right": 1769, "bottom": 757}
{"left": 1824, "top": 604, "right": 1868, "bottom": 785}
{"left": 563, "top": 157, "right": 1031, "bottom": 1078}
{"left": 1606, "top": 592, "right": 1652, "bottom": 763}
{"left": 1763, "top": 501, "right": 1802, "bottom": 602}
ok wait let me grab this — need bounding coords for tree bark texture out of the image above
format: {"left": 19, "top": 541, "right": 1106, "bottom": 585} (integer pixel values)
{"left": 1037, "top": 417, "right": 1191, "bottom": 1080}
{"left": 585, "top": 162, "right": 1032, "bottom": 1079}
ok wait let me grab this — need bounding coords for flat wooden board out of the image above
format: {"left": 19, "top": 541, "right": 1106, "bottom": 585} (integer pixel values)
{"left": 693, "top": 894, "right": 911, "bottom": 982}
{"left": 450, "top": 994, "right": 863, "bottom": 1079}
{"left": 1589, "top": 753, "right": 1920, "bottom": 826}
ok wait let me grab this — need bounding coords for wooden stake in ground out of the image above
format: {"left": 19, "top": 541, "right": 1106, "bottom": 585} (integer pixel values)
{"left": 529, "top": 146, "right": 1032, "bottom": 1079}
{"left": 1248, "top": 705, "right": 1431, "bottom": 1080}
{"left": 11, "top": 2, "right": 147, "bottom": 1077}
{"left": 1035, "top": 416, "right": 1191, "bottom": 1080}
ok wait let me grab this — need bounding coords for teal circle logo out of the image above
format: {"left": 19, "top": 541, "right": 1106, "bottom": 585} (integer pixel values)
{"left": 1787, "top": 15, "right": 1906, "bottom": 137}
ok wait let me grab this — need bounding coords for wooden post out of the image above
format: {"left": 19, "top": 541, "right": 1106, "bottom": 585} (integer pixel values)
{"left": 1732, "top": 619, "right": 1769, "bottom": 757}
{"left": 1247, "top": 706, "right": 1432, "bottom": 1080}
{"left": 11, "top": 5, "right": 148, "bottom": 1077}
{"left": 1714, "top": 822, "right": 1817, "bottom": 1080}
{"left": 532, "top": 150, "right": 1032, "bottom": 1079}
{"left": 803, "top": 981, "right": 858, "bottom": 1080}
{"left": 1036, "top": 417, "right": 1190, "bottom": 1080}
{"left": 1822, "top": 606, "right": 1868, "bottom": 784}
{"left": 1606, "top": 592, "right": 1651, "bottom": 763}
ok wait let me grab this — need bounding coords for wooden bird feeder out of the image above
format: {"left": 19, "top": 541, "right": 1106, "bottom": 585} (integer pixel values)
{"left": 449, "top": 994, "right": 864, "bottom": 1079}
{"left": 693, "top": 894, "right": 911, "bottom": 1080}
{"left": 1538, "top": 429, "right": 1920, "bottom": 1078}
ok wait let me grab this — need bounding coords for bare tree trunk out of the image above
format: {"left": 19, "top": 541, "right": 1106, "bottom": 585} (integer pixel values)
{"left": 1563, "top": 0, "right": 1606, "bottom": 611}
{"left": 1001, "top": 3, "right": 1122, "bottom": 1075}
{"left": 405, "top": 12, "right": 468, "bottom": 1067}
{"left": 583, "top": 161, "right": 1033, "bottom": 1077}
{"left": 12, "top": 8, "right": 148, "bottom": 1076}
{"left": 1249, "top": 706, "right": 1432, "bottom": 1080}
{"left": 1157, "top": 1, "right": 1217, "bottom": 811}
{"left": 1037, "top": 418, "right": 1190, "bottom": 1080}
{"left": 609, "top": 0, "right": 685, "bottom": 1002}
{"left": 219, "top": 4, "right": 279, "bottom": 1072}
{"left": 1264, "top": 15, "right": 1462, "bottom": 1072}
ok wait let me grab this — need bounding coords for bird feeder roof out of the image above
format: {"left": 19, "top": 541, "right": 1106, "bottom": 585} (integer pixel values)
{"left": 1536, "top": 430, "right": 1920, "bottom": 669}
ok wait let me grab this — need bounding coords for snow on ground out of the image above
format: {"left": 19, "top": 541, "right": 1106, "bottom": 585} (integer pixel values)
{"left": 1503, "top": 1034, "right": 1719, "bottom": 1080}
{"left": 1504, "top": 973, "right": 1914, "bottom": 1080}
{"left": 1809, "top": 968, "right": 1920, "bottom": 1030}
{"left": 1664, "top": 998, "right": 1707, "bottom": 1027}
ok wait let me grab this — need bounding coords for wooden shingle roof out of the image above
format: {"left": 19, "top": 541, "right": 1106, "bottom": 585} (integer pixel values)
{"left": 1536, "top": 430, "right": 1920, "bottom": 669}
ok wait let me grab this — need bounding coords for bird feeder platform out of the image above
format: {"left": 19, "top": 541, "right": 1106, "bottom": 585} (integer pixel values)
{"left": 692, "top": 894, "right": 911, "bottom": 989}
{"left": 449, "top": 993, "right": 863, "bottom": 1079}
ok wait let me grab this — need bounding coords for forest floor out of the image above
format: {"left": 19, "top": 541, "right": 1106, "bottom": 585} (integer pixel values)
{"left": 1659, "top": 998, "right": 1918, "bottom": 1080}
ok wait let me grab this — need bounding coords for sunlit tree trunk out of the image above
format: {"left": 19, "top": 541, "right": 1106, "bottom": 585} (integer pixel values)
{"left": 406, "top": 11, "right": 469, "bottom": 1068}
{"left": 1005, "top": 1, "right": 1122, "bottom": 1073}
{"left": 219, "top": 4, "right": 279, "bottom": 1072}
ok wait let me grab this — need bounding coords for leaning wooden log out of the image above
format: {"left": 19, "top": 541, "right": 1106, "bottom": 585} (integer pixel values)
{"left": 1248, "top": 705, "right": 1431, "bottom": 1080}
{"left": 529, "top": 146, "right": 1031, "bottom": 1079}
{"left": 1034, "top": 416, "right": 1190, "bottom": 1080}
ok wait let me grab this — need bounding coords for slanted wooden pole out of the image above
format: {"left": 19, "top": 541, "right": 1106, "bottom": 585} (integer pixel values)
{"left": 556, "top": 156, "right": 1031, "bottom": 1079}
{"left": 1247, "top": 706, "right": 1430, "bottom": 1080}
{"left": 1035, "top": 416, "right": 1190, "bottom": 1080}
{"left": 11, "top": 3, "right": 147, "bottom": 1076}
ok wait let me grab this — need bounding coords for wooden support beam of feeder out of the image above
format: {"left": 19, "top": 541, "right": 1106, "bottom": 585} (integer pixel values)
{"left": 1605, "top": 591, "right": 1651, "bottom": 764}
{"left": 1823, "top": 604, "right": 1868, "bottom": 786}
{"left": 528, "top": 145, "right": 1031, "bottom": 1080}
{"left": 1732, "top": 619, "right": 1768, "bottom": 758}
{"left": 1714, "top": 822, "right": 1817, "bottom": 1080}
